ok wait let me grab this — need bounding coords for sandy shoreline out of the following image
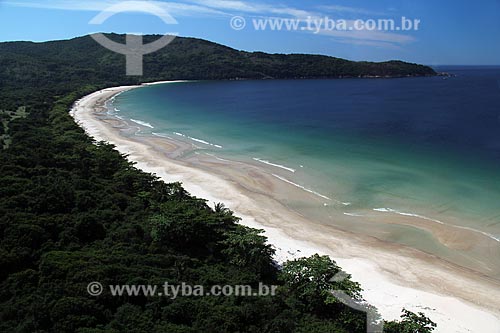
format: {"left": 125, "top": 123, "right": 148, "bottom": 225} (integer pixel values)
{"left": 70, "top": 82, "right": 500, "bottom": 333}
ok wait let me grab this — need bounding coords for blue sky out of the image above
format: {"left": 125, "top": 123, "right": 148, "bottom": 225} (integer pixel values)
{"left": 0, "top": 0, "right": 499, "bottom": 65}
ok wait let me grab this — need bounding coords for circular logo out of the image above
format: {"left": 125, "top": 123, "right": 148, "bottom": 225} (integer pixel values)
{"left": 89, "top": 1, "right": 178, "bottom": 75}
{"left": 230, "top": 16, "right": 247, "bottom": 31}
{"left": 87, "top": 282, "right": 104, "bottom": 296}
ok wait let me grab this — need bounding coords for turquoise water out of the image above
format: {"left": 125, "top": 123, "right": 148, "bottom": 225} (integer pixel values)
{"left": 111, "top": 69, "right": 500, "bottom": 255}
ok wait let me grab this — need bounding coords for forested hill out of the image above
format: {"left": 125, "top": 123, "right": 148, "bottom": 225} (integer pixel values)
{"left": 0, "top": 33, "right": 434, "bottom": 88}
{"left": 0, "top": 34, "right": 436, "bottom": 332}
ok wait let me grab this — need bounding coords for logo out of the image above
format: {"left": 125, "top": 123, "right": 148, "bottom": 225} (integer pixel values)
{"left": 87, "top": 282, "right": 104, "bottom": 296}
{"left": 330, "top": 271, "right": 384, "bottom": 332}
{"left": 89, "top": 1, "right": 178, "bottom": 76}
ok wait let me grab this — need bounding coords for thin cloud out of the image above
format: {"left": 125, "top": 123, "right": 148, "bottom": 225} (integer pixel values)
{"left": 2, "top": 0, "right": 109, "bottom": 11}
{"left": 306, "top": 24, "right": 415, "bottom": 48}
{"left": 2, "top": 0, "right": 227, "bottom": 17}
{"left": 318, "top": 5, "right": 387, "bottom": 16}
{"left": 289, "top": 14, "right": 416, "bottom": 47}
{"left": 332, "top": 37, "right": 402, "bottom": 50}
{"left": 186, "top": 0, "right": 313, "bottom": 18}
{"left": 319, "top": 27, "right": 415, "bottom": 44}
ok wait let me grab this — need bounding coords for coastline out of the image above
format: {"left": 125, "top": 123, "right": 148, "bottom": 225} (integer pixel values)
{"left": 70, "top": 82, "right": 500, "bottom": 333}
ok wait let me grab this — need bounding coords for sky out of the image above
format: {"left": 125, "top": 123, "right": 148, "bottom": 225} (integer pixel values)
{"left": 0, "top": 0, "right": 499, "bottom": 65}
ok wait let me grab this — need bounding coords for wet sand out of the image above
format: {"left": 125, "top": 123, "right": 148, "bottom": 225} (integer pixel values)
{"left": 70, "top": 83, "right": 500, "bottom": 333}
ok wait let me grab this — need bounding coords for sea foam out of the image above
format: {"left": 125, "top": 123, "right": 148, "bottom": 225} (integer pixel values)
{"left": 152, "top": 132, "right": 172, "bottom": 139}
{"left": 130, "top": 119, "right": 154, "bottom": 129}
{"left": 253, "top": 158, "right": 296, "bottom": 173}
{"left": 271, "top": 174, "right": 331, "bottom": 201}
{"left": 174, "top": 132, "right": 223, "bottom": 148}
{"left": 344, "top": 212, "right": 365, "bottom": 217}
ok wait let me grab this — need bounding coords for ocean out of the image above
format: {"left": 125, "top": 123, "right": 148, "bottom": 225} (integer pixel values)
{"left": 110, "top": 67, "right": 500, "bottom": 277}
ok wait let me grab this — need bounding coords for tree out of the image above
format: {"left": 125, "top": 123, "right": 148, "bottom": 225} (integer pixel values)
{"left": 279, "top": 254, "right": 362, "bottom": 313}
{"left": 384, "top": 309, "right": 437, "bottom": 333}
{"left": 220, "top": 225, "right": 275, "bottom": 276}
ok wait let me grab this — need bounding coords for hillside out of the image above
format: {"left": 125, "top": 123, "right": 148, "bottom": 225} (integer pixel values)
{"left": 0, "top": 33, "right": 435, "bottom": 90}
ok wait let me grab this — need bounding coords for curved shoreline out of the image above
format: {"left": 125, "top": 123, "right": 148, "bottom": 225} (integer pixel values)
{"left": 70, "top": 82, "right": 500, "bottom": 333}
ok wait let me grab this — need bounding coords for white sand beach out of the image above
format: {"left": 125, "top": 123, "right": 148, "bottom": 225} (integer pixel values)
{"left": 70, "top": 83, "right": 500, "bottom": 333}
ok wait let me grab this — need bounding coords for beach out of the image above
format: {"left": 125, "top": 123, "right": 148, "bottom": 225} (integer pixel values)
{"left": 70, "top": 82, "right": 500, "bottom": 333}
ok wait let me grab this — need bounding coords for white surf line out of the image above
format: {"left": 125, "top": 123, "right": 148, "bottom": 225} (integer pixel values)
{"left": 152, "top": 132, "right": 172, "bottom": 139}
{"left": 271, "top": 174, "right": 332, "bottom": 202}
{"left": 374, "top": 208, "right": 500, "bottom": 243}
{"left": 189, "top": 136, "right": 223, "bottom": 149}
{"left": 344, "top": 212, "right": 365, "bottom": 217}
{"left": 142, "top": 80, "right": 191, "bottom": 86}
{"left": 204, "top": 152, "right": 231, "bottom": 162}
{"left": 130, "top": 119, "right": 154, "bottom": 129}
{"left": 253, "top": 158, "right": 296, "bottom": 173}
{"left": 174, "top": 132, "right": 222, "bottom": 149}
{"left": 107, "top": 89, "right": 128, "bottom": 106}
{"left": 271, "top": 174, "right": 351, "bottom": 205}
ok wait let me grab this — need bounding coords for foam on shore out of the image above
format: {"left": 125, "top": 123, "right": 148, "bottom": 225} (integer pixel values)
{"left": 130, "top": 118, "right": 154, "bottom": 129}
{"left": 253, "top": 158, "right": 296, "bottom": 173}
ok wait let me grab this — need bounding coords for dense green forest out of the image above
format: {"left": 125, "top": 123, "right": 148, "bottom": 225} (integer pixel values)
{"left": 0, "top": 34, "right": 436, "bottom": 332}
